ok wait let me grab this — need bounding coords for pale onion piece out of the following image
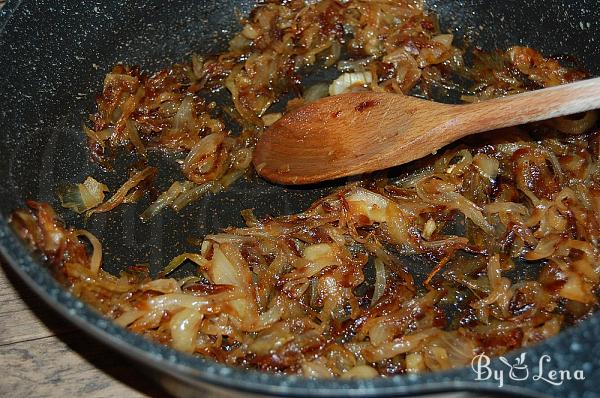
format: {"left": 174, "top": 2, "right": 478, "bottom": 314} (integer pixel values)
{"left": 559, "top": 271, "right": 595, "bottom": 303}
{"left": 346, "top": 188, "right": 390, "bottom": 223}
{"left": 82, "top": 177, "right": 109, "bottom": 203}
{"left": 219, "top": 168, "right": 245, "bottom": 188}
{"left": 248, "top": 325, "right": 294, "bottom": 355}
{"left": 231, "top": 148, "right": 253, "bottom": 171}
{"left": 329, "top": 72, "right": 373, "bottom": 96}
{"left": 256, "top": 302, "right": 284, "bottom": 330}
{"left": 367, "top": 321, "right": 396, "bottom": 346}
{"left": 83, "top": 125, "right": 111, "bottom": 143}
{"left": 183, "top": 132, "right": 229, "bottom": 185}
{"left": 207, "top": 243, "right": 250, "bottom": 287}
{"left": 241, "top": 23, "right": 260, "bottom": 40}
{"left": 449, "top": 193, "right": 495, "bottom": 235}
{"left": 64, "top": 262, "right": 130, "bottom": 292}
{"left": 114, "top": 310, "right": 146, "bottom": 327}
{"left": 228, "top": 33, "right": 250, "bottom": 52}
{"left": 173, "top": 95, "right": 194, "bottom": 130}
{"left": 302, "top": 359, "right": 334, "bottom": 378}
{"left": 261, "top": 113, "right": 282, "bottom": 127}
{"left": 422, "top": 218, "right": 436, "bottom": 240}
{"left": 191, "top": 54, "right": 204, "bottom": 79}
{"left": 472, "top": 153, "right": 500, "bottom": 181}
{"left": 129, "top": 309, "right": 164, "bottom": 332}
{"left": 325, "top": 41, "right": 342, "bottom": 67}
{"left": 125, "top": 119, "right": 145, "bottom": 155}
{"left": 485, "top": 202, "right": 529, "bottom": 216}
{"left": 140, "top": 278, "right": 181, "bottom": 294}
{"left": 432, "top": 34, "right": 454, "bottom": 47}
{"left": 147, "top": 292, "right": 233, "bottom": 313}
{"left": 163, "top": 253, "right": 208, "bottom": 276}
{"left": 204, "top": 233, "right": 254, "bottom": 245}
{"left": 547, "top": 111, "right": 598, "bottom": 135}
{"left": 573, "top": 257, "right": 599, "bottom": 283}
{"left": 445, "top": 149, "right": 473, "bottom": 175}
{"left": 178, "top": 276, "right": 204, "bottom": 288}
{"left": 75, "top": 229, "right": 103, "bottom": 275}
{"left": 303, "top": 83, "right": 330, "bottom": 102}
{"left": 171, "top": 181, "right": 214, "bottom": 212}
{"left": 87, "top": 167, "right": 157, "bottom": 216}
{"left": 425, "top": 346, "right": 451, "bottom": 371}
{"left": 205, "top": 243, "right": 259, "bottom": 329}
{"left": 525, "top": 235, "right": 561, "bottom": 260}
{"left": 363, "top": 328, "right": 439, "bottom": 362}
{"left": 572, "top": 184, "right": 594, "bottom": 210}
{"left": 58, "top": 177, "right": 109, "bottom": 214}
{"left": 405, "top": 352, "right": 426, "bottom": 373}
{"left": 472, "top": 255, "right": 512, "bottom": 311}
{"left": 372, "top": 258, "right": 386, "bottom": 305}
{"left": 303, "top": 243, "right": 340, "bottom": 269}
{"left": 337, "top": 57, "right": 374, "bottom": 72}
{"left": 183, "top": 133, "right": 225, "bottom": 174}
{"left": 386, "top": 204, "right": 413, "bottom": 246}
{"left": 104, "top": 72, "right": 138, "bottom": 88}
{"left": 140, "top": 181, "right": 185, "bottom": 222}
{"left": 341, "top": 365, "right": 379, "bottom": 379}
{"left": 523, "top": 316, "right": 561, "bottom": 345}
{"left": 169, "top": 308, "right": 203, "bottom": 353}
{"left": 439, "top": 332, "right": 478, "bottom": 362}
{"left": 542, "top": 147, "right": 565, "bottom": 184}
{"left": 564, "top": 240, "right": 599, "bottom": 281}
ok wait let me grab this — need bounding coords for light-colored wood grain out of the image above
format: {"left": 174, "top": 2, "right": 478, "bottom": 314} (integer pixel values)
{"left": 0, "top": 269, "right": 76, "bottom": 345}
{"left": 0, "top": 261, "right": 171, "bottom": 398}
{"left": 0, "top": 334, "right": 148, "bottom": 398}
{"left": 254, "top": 77, "right": 600, "bottom": 184}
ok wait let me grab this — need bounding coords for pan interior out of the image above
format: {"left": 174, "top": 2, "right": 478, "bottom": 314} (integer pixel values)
{"left": 0, "top": 5, "right": 599, "bottom": 396}
{"left": 1, "top": 0, "right": 598, "bottom": 278}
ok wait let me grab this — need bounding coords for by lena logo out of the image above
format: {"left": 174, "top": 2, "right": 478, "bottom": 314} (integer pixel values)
{"left": 471, "top": 352, "right": 585, "bottom": 388}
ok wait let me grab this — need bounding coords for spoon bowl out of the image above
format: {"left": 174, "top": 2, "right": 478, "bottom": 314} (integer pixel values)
{"left": 253, "top": 77, "right": 600, "bottom": 185}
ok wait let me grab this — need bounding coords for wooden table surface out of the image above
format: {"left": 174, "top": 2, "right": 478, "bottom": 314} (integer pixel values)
{"left": 0, "top": 259, "right": 175, "bottom": 398}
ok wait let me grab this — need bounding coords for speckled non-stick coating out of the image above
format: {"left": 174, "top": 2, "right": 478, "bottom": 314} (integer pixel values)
{"left": 0, "top": 0, "right": 599, "bottom": 397}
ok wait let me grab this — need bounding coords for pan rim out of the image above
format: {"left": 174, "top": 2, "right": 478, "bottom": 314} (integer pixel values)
{"left": 0, "top": 0, "right": 597, "bottom": 396}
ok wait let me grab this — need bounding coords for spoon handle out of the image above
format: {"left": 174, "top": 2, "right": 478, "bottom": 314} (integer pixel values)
{"left": 460, "top": 77, "right": 600, "bottom": 134}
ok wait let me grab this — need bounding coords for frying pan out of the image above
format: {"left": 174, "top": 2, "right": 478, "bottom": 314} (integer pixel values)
{"left": 0, "top": 0, "right": 599, "bottom": 397}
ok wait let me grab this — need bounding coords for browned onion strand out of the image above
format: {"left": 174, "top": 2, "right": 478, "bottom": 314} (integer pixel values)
{"left": 13, "top": 0, "right": 600, "bottom": 380}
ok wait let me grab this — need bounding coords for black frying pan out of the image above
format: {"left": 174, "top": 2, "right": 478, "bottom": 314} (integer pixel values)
{"left": 1, "top": 0, "right": 599, "bottom": 396}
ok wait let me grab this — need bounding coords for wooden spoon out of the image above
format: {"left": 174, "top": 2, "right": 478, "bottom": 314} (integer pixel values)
{"left": 253, "top": 77, "right": 600, "bottom": 185}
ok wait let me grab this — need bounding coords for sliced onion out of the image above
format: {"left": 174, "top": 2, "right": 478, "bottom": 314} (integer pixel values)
{"left": 140, "top": 181, "right": 185, "bottom": 221}
{"left": 58, "top": 177, "right": 109, "bottom": 214}
{"left": 170, "top": 308, "right": 203, "bottom": 353}
{"left": 341, "top": 365, "right": 379, "bottom": 379}
{"left": 372, "top": 258, "right": 386, "bottom": 305}
{"left": 163, "top": 253, "right": 208, "bottom": 276}
{"left": 87, "top": 167, "right": 157, "bottom": 216}
{"left": 329, "top": 72, "right": 373, "bottom": 96}
{"left": 547, "top": 111, "right": 598, "bottom": 135}
{"left": 303, "top": 83, "right": 330, "bottom": 102}
{"left": 171, "top": 182, "right": 215, "bottom": 212}
{"left": 114, "top": 310, "right": 146, "bottom": 327}
{"left": 75, "top": 229, "right": 103, "bottom": 275}
{"left": 141, "top": 278, "right": 181, "bottom": 294}
{"left": 182, "top": 133, "right": 229, "bottom": 184}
